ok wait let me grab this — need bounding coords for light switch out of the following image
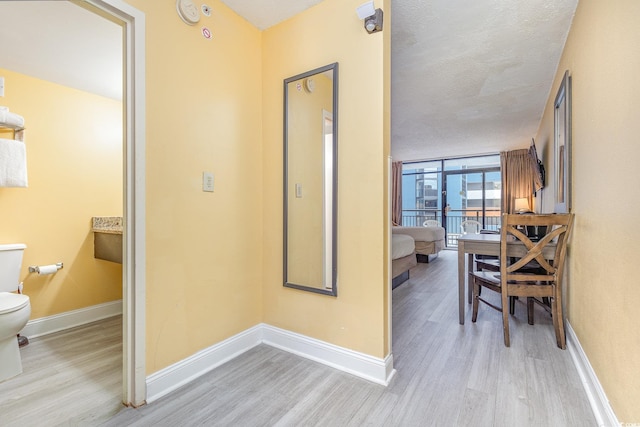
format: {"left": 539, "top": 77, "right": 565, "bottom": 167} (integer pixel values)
{"left": 295, "top": 183, "right": 302, "bottom": 198}
{"left": 203, "top": 172, "right": 214, "bottom": 192}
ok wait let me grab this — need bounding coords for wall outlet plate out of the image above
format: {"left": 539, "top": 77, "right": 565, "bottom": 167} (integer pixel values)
{"left": 203, "top": 172, "right": 214, "bottom": 192}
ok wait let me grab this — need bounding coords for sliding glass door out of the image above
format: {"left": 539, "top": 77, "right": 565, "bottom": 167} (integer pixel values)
{"left": 443, "top": 168, "right": 501, "bottom": 247}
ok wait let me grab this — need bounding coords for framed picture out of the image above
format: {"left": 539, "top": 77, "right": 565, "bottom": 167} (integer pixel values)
{"left": 554, "top": 70, "right": 571, "bottom": 213}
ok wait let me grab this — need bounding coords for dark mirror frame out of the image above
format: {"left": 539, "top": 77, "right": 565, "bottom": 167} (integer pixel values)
{"left": 283, "top": 62, "right": 338, "bottom": 296}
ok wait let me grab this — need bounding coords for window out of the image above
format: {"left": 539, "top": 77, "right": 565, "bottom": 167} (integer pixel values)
{"left": 401, "top": 155, "right": 501, "bottom": 244}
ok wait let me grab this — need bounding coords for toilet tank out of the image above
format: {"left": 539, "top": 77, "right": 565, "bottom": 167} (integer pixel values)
{"left": 0, "top": 244, "right": 27, "bottom": 293}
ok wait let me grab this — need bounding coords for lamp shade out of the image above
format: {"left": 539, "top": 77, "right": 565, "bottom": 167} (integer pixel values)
{"left": 514, "top": 197, "right": 530, "bottom": 212}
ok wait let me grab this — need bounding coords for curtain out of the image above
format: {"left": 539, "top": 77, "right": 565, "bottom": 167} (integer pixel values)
{"left": 501, "top": 149, "right": 535, "bottom": 214}
{"left": 392, "top": 161, "right": 403, "bottom": 226}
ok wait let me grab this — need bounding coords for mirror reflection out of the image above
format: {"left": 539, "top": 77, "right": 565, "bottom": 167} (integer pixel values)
{"left": 284, "top": 63, "right": 338, "bottom": 295}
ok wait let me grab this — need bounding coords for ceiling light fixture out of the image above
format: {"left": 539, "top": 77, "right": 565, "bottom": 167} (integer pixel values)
{"left": 356, "top": 1, "right": 383, "bottom": 34}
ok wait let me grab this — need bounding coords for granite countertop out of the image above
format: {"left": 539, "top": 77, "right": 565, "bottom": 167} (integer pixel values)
{"left": 92, "top": 216, "right": 123, "bottom": 235}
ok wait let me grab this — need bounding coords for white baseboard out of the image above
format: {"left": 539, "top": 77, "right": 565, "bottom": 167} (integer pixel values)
{"left": 146, "top": 325, "right": 263, "bottom": 403}
{"left": 21, "top": 300, "right": 122, "bottom": 339}
{"left": 261, "top": 324, "right": 395, "bottom": 386}
{"left": 566, "top": 320, "right": 619, "bottom": 427}
{"left": 146, "top": 323, "right": 395, "bottom": 403}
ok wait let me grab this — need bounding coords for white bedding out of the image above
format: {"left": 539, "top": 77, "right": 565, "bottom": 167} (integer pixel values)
{"left": 392, "top": 226, "right": 445, "bottom": 242}
{"left": 392, "top": 234, "right": 415, "bottom": 260}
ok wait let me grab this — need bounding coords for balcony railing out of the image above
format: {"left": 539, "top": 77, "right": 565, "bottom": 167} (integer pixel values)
{"left": 401, "top": 209, "right": 501, "bottom": 247}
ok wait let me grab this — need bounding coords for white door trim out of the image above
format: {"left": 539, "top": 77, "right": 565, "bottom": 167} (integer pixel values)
{"left": 83, "top": 0, "right": 146, "bottom": 407}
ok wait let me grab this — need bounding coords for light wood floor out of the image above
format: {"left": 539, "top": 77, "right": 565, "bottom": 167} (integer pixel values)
{"left": 0, "top": 315, "right": 123, "bottom": 425}
{"left": 1, "top": 250, "right": 596, "bottom": 426}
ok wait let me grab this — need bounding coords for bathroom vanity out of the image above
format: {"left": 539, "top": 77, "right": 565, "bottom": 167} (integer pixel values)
{"left": 91, "top": 216, "right": 122, "bottom": 264}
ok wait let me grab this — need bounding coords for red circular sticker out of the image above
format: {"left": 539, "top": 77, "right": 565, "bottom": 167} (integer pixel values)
{"left": 201, "top": 27, "right": 212, "bottom": 40}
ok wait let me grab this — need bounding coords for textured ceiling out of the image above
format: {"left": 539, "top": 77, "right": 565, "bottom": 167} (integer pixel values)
{"left": 390, "top": 0, "right": 578, "bottom": 161}
{"left": 0, "top": 0, "right": 578, "bottom": 162}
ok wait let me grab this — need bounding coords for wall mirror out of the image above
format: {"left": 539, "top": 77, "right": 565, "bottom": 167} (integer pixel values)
{"left": 283, "top": 62, "right": 338, "bottom": 296}
{"left": 554, "top": 70, "right": 572, "bottom": 213}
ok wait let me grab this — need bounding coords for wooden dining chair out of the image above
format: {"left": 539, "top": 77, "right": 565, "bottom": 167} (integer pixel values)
{"left": 475, "top": 229, "right": 500, "bottom": 271}
{"left": 471, "top": 213, "right": 575, "bottom": 348}
{"left": 474, "top": 229, "right": 544, "bottom": 317}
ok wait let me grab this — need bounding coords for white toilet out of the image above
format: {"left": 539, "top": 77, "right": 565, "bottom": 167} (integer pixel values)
{"left": 0, "top": 243, "right": 30, "bottom": 382}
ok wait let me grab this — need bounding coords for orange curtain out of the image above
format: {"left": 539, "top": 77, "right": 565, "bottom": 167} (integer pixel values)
{"left": 501, "top": 149, "right": 535, "bottom": 214}
{"left": 392, "top": 161, "right": 403, "bottom": 225}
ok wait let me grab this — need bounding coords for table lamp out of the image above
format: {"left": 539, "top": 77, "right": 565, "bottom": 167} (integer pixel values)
{"left": 514, "top": 198, "right": 531, "bottom": 213}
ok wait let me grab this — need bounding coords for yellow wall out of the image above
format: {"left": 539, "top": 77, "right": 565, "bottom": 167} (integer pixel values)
{"left": 262, "top": 0, "right": 389, "bottom": 358}
{"left": 534, "top": 0, "right": 640, "bottom": 421}
{"left": 0, "top": 68, "right": 122, "bottom": 318}
{"left": 123, "top": 0, "right": 264, "bottom": 373}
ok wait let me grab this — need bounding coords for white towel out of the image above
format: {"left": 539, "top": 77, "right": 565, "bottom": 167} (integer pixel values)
{"left": 0, "top": 138, "right": 28, "bottom": 187}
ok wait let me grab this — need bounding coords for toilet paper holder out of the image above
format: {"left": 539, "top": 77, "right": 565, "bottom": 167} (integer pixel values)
{"left": 28, "top": 262, "right": 64, "bottom": 274}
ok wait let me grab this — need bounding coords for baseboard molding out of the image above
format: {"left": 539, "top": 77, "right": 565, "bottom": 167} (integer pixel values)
{"left": 566, "top": 320, "right": 619, "bottom": 427}
{"left": 261, "top": 324, "right": 395, "bottom": 386}
{"left": 146, "top": 323, "right": 395, "bottom": 403}
{"left": 21, "top": 300, "right": 122, "bottom": 339}
{"left": 146, "top": 325, "right": 263, "bottom": 403}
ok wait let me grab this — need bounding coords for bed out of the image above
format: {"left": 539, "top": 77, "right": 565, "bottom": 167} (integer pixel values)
{"left": 392, "top": 233, "right": 418, "bottom": 289}
{"left": 392, "top": 226, "right": 445, "bottom": 263}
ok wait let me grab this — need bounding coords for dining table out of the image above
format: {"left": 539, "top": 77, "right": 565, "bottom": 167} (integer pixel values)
{"left": 457, "top": 233, "right": 557, "bottom": 324}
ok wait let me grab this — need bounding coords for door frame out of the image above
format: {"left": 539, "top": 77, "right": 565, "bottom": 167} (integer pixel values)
{"left": 81, "top": 0, "right": 147, "bottom": 407}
